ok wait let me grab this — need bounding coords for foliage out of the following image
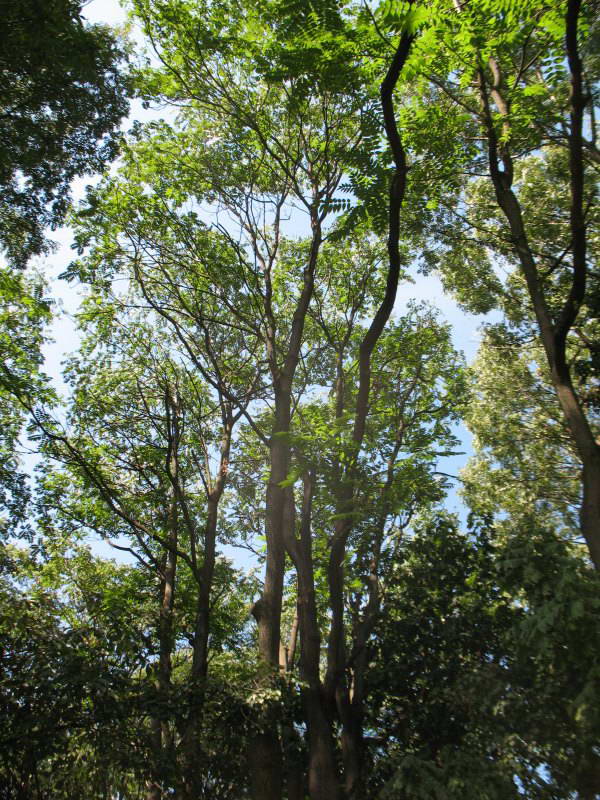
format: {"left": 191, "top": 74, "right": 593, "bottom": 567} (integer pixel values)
{"left": 463, "top": 326, "right": 583, "bottom": 538}
{"left": 0, "top": 0, "right": 129, "bottom": 267}
{"left": 368, "top": 517, "right": 600, "bottom": 799}
{"left": 0, "top": 544, "right": 149, "bottom": 799}
{"left": 0, "top": 0, "right": 129, "bottom": 538}
{"left": 0, "top": 268, "right": 51, "bottom": 539}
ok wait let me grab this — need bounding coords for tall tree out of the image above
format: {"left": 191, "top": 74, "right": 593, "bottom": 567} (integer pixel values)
{"left": 37, "top": 292, "right": 256, "bottom": 798}
{"left": 401, "top": 0, "right": 600, "bottom": 566}
{"left": 0, "top": 0, "right": 129, "bottom": 540}
{"left": 118, "top": 1, "right": 379, "bottom": 792}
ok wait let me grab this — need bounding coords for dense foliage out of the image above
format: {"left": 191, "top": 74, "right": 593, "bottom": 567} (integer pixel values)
{"left": 1, "top": 0, "right": 599, "bottom": 799}
{"left": 0, "top": 0, "right": 129, "bottom": 267}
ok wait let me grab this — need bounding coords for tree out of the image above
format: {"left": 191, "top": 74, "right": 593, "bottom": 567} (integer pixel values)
{"left": 401, "top": 0, "right": 600, "bottom": 566}
{"left": 0, "top": 0, "right": 129, "bottom": 539}
{"left": 36, "top": 296, "right": 256, "bottom": 798}
{"left": 77, "top": 1, "right": 383, "bottom": 791}
{"left": 64, "top": 104, "right": 464, "bottom": 800}
{"left": 0, "top": 0, "right": 129, "bottom": 267}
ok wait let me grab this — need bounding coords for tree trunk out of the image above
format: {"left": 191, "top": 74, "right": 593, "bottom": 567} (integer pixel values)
{"left": 249, "top": 397, "right": 290, "bottom": 800}
{"left": 553, "top": 365, "right": 600, "bottom": 569}
{"left": 250, "top": 215, "right": 323, "bottom": 799}
{"left": 180, "top": 499, "right": 218, "bottom": 800}
{"left": 282, "top": 717, "right": 306, "bottom": 800}
{"left": 487, "top": 173, "right": 600, "bottom": 569}
{"left": 149, "top": 402, "right": 179, "bottom": 798}
{"left": 181, "top": 413, "right": 231, "bottom": 799}
{"left": 291, "top": 475, "right": 341, "bottom": 800}
{"left": 476, "top": 1, "right": 600, "bottom": 568}
{"left": 486, "top": 159, "right": 600, "bottom": 570}
{"left": 339, "top": 697, "right": 364, "bottom": 800}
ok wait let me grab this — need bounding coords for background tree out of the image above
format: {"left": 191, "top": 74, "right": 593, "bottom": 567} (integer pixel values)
{"left": 0, "top": 0, "right": 129, "bottom": 267}
{"left": 0, "top": 0, "right": 129, "bottom": 541}
{"left": 463, "top": 326, "right": 584, "bottom": 542}
{"left": 36, "top": 293, "right": 257, "bottom": 799}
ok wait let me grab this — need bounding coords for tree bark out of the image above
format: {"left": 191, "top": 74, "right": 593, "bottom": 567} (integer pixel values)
{"left": 149, "top": 387, "right": 180, "bottom": 798}
{"left": 248, "top": 394, "right": 289, "bottom": 800}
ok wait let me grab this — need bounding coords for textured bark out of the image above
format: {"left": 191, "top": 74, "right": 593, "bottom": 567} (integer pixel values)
{"left": 249, "top": 732, "right": 284, "bottom": 800}
{"left": 148, "top": 388, "right": 180, "bottom": 799}
{"left": 248, "top": 400, "right": 288, "bottom": 800}
{"left": 339, "top": 697, "right": 363, "bottom": 800}
{"left": 291, "top": 474, "right": 341, "bottom": 800}
{"left": 259, "top": 402, "right": 291, "bottom": 667}
{"left": 158, "top": 541, "right": 176, "bottom": 755}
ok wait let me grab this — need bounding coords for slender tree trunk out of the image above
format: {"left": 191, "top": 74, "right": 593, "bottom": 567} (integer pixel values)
{"left": 338, "top": 600, "right": 379, "bottom": 800}
{"left": 282, "top": 713, "right": 306, "bottom": 800}
{"left": 338, "top": 695, "right": 363, "bottom": 800}
{"left": 149, "top": 394, "right": 180, "bottom": 798}
{"left": 258, "top": 397, "right": 291, "bottom": 667}
{"left": 147, "top": 548, "right": 176, "bottom": 800}
{"left": 249, "top": 393, "right": 290, "bottom": 800}
{"left": 553, "top": 362, "right": 600, "bottom": 569}
{"left": 159, "top": 542, "right": 177, "bottom": 750}
{"left": 320, "top": 28, "right": 414, "bottom": 796}
{"left": 250, "top": 214, "right": 323, "bottom": 800}
{"left": 180, "top": 501, "right": 217, "bottom": 800}
{"left": 181, "top": 419, "right": 232, "bottom": 800}
{"left": 475, "top": 0, "right": 600, "bottom": 568}
{"left": 281, "top": 606, "right": 306, "bottom": 799}
{"left": 484, "top": 167, "right": 600, "bottom": 569}
{"left": 291, "top": 475, "right": 341, "bottom": 800}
